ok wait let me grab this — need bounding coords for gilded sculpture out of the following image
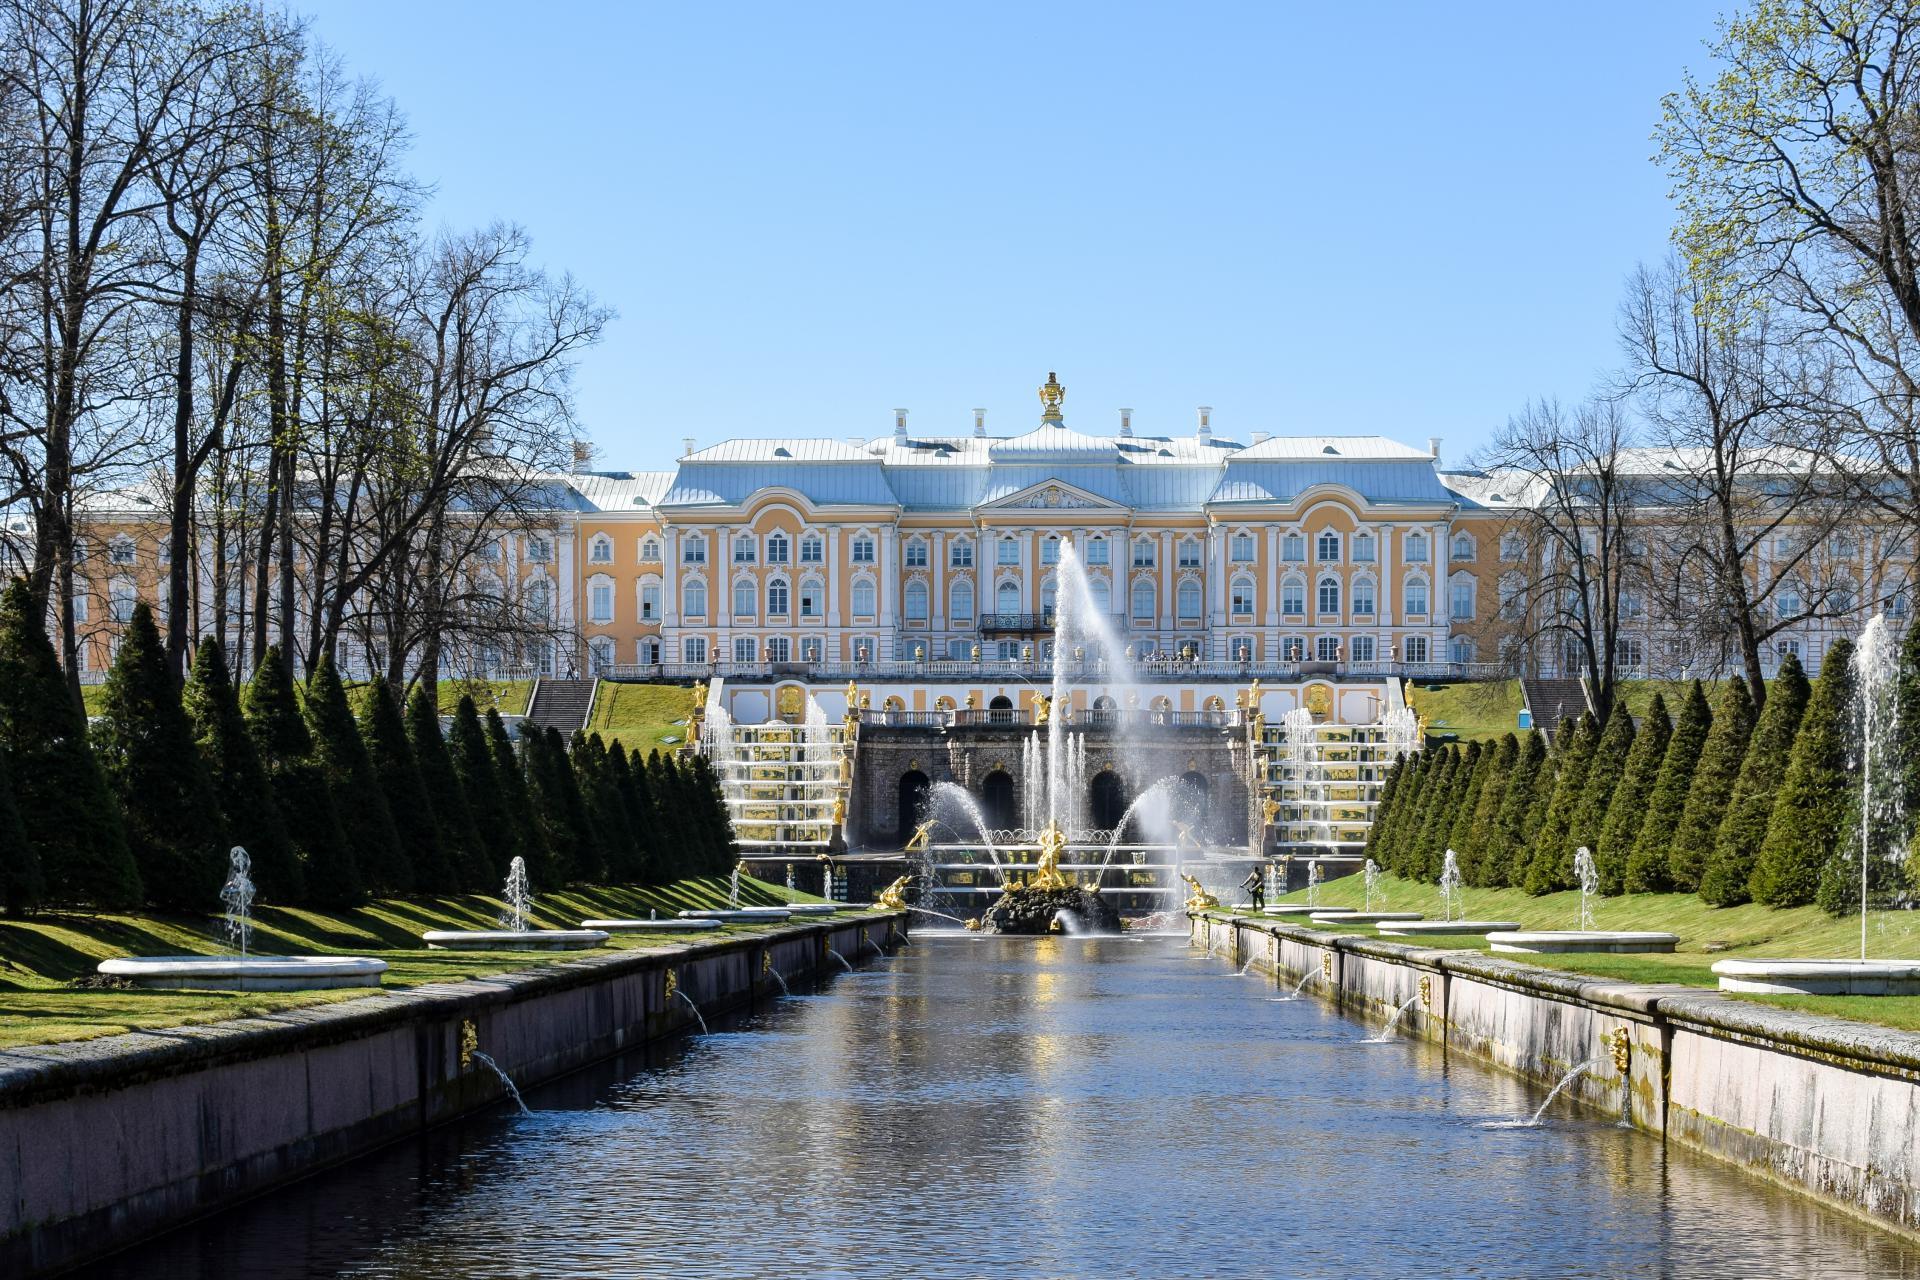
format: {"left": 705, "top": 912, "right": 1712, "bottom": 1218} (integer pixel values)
{"left": 876, "top": 876, "right": 913, "bottom": 910}
{"left": 1180, "top": 873, "right": 1221, "bottom": 912}
{"left": 1030, "top": 821, "right": 1071, "bottom": 891}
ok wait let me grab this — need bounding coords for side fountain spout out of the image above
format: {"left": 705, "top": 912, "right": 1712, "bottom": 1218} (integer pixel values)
{"left": 762, "top": 952, "right": 791, "bottom": 996}
{"left": 1439, "top": 849, "right": 1463, "bottom": 923}
{"left": 903, "top": 821, "right": 934, "bottom": 854}
{"left": 1306, "top": 859, "right": 1323, "bottom": 908}
{"left": 1573, "top": 847, "right": 1598, "bottom": 931}
{"left": 1483, "top": 1058, "right": 1599, "bottom": 1128}
{"left": 1361, "top": 992, "right": 1423, "bottom": 1043}
{"left": 1362, "top": 857, "right": 1381, "bottom": 913}
{"left": 220, "top": 847, "right": 256, "bottom": 959}
{"left": 501, "top": 855, "right": 532, "bottom": 933}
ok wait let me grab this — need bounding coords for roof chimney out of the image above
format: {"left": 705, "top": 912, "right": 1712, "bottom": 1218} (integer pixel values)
{"left": 893, "top": 408, "right": 908, "bottom": 443}
{"left": 681, "top": 437, "right": 695, "bottom": 458}
{"left": 1197, "top": 406, "right": 1213, "bottom": 445}
{"left": 1251, "top": 431, "right": 1270, "bottom": 446}
{"left": 1118, "top": 408, "right": 1133, "bottom": 438}
{"left": 973, "top": 407, "right": 987, "bottom": 438}
{"left": 1428, "top": 435, "right": 1442, "bottom": 461}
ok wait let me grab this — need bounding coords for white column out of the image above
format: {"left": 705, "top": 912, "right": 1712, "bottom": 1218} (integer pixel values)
{"left": 1263, "top": 524, "right": 1280, "bottom": 627}
{"left": 931, "top": 530, "right": 946, "bottom": 633}
{"left": 1432, "top": 520, "right": 1449, "bottom": 659}
{"left": 827, "top": 528, "right": 842, "bottom": 626}
{"left": 879, "top": 525, "right": 898, "bottom": 659}
{"left": 662, "top": 529, "right": 680, "bottom": 627}
{"left": 1209, "top": 524, "right": 1227, "bottom": 657}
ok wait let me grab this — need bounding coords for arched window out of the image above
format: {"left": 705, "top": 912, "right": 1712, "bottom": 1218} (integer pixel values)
{"left": 683, "top": 580, "right": 707, "bottom": 617}
{"left": 524, "top": 578, "right": 551, "bottom": 622}
{"left": 981, "top": 769, "right": 1017, "bottom": 828}
{"left": 109, "top": 578, "right": 137, "bottom": 623}
{"left": 641, "top": 537, "right": 661, "bottom": 561}
{"left": 1089, "top": 770, "right": 1127, "bottom": 830}
{"left": 1085, "top": 536, "right": 1109, "bottom": 565}
{"left": 1230, "top": 575, "right": 1255, "bottom": 616}
{"left": 851, "top": 579, "right": 877, "bottom": 616}
{"left": 1231, "top": 532, "right": 1254, "bottom": 562}
{"left": 949, "top": 537, "right": 972, "bottom": 567}
{"left": 1353, "top": 532, "right": 1375, "bottom": 563}
{"left": 1089, "top": 577, "right": 1111, "bottom": 616}
{"left": 1283, "top": 532, "right": 1305, "bottom": 562}
{"left": 904, "top": 579, "right": 929, "bottom": 621}
{"left": 767, "top": 578, "right": 790, "bottom": 616}
{"left": 1449, "top": 573, "right": 1476, "bottom": 621}
{"left": 109, "top": 536, "right": 137, "bottom": 566}
{"left": 800, "top": 534, "right": 824, "bottom": 563}
{"left": 950, "top": 579, "right": 974, "bottom": 622}
{"left": 732, "top": 578, "right": 756, "bottom": 618}
{"left": 1131, "top": 578, "right": 1155, "bottom": 620}
{"left": 997, "top": 580, "right": 1020, "bottom": 614}
{"left": 1451, "top": 533, "right": 1476, "bottom": 562}
{"left": 1406, "top": 531, "right": 1430, "bottom": 563}
{"left": 588, "top": 534, "right": 612, "bottom": 563}
{"left": 1042, "top": 536, "right": 1061, "bottom": 565}
{"left": 1041, "top": 577, "right": 1057, "bottom": 614}
{"left": 766, "top": 532, "right": 790, "bottom": 564}
{"left": 1281, "top": 579, "right": 1305, "bottom": 617}
{"left": 1317, "top": 531, "right": 1340, "bottom": 561}
{"left": 904, "top": 537, "right": 927, "bottom": 567}
{"left": 1352, "top": 578, "right": 1375, "bottom": 616}
{"left": 897, "top": 770, "right": 930, "bottom": 844}
{"left": 1177, "top": 580, "right": 1202, "bottom": 620}
{"left": 1178, "top": 538, "right": 1202, "bottom": 568}
{"left": 1132, "top": 537, "right": 1156, "bottom": 568}
{"left": 1404, "top": 577, "right": 1430, "bottom": 616}
{"left": 588, "top": 576, "right": 614, "bottom": 623}
{"left": 589, "top": 636, "right": 615, "bottom": 671}
{"left": 733, "top": 533, "right": 756, "bottom": 563}
{"left": 1317, "top": 575, "right": 1340, "bottom": 614}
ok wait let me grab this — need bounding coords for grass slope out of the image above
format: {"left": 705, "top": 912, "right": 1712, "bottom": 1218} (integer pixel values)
{"left": 0, "top": 876, "right": 833, "bottom": 1050}
{"left": 1237, "top": 871, "right": 1920, "bottom": 1032}
{"left": 588, "top": 682, "right": 697, "bottom": 753}
{"left": 1407, "top": 681, "right": 1523, "bottom": 742}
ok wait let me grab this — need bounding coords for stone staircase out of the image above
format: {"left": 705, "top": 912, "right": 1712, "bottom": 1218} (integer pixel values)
{"left": 526, "top": 678, "right": 596, "bottom": 736}
{"left": 1520, "top": 677, "right": 1590, "bottom": 740}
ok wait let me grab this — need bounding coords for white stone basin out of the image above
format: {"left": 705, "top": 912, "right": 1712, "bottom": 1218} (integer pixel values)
{"left": 1712, "top": 958, "right": 1920, "bottom": 995}
{"left": 1263, "top": 905, "right": 1328, "bottom": 916}
{"left": 580, "top": 918, "right": 721, "bottom": 932}
{"left": 1378, "top": 920, "right": 1522, "bottom": 938}
{"left": 97, "top": 955, "right": 387, "bottom": 991}
{"left": 421, "top": 929, "right": 609, "bottom": 950}
{"left": 1488, "top": 930, "right": 1679, "bottom": 954}
{"left": 1312, "top": 911, "right": 1422, "bottom": 924}
{"left": 678, "top": 909, "right": 791, "bottom": 922}
{"left": 780, "top": 904, "right": 841, "bottom": 915}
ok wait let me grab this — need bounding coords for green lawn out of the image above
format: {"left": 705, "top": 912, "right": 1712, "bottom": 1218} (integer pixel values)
{"left": 1235, "top": 870, "right": 1920, "bottom": 1031}
{"left": 1406, "top": 680, "right": 1523, "bottom": 742}
{"left": 0, "top": 875, "right": 840, "bottom": 1050}
{"left": 588, "top": 681, "right": 697, "bottom": 754}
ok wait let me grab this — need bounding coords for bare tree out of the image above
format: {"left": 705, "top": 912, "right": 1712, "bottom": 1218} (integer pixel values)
{"left": 1476, "top": 398, "right": 1642, "bottom": 721}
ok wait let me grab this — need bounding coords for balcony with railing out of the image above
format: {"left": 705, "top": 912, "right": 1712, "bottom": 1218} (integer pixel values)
{"left": 596, "top": 656, "right": 1508, "bottom": 685}
{"left": 977, "top": 611, "right": 1055, "bottom": 635}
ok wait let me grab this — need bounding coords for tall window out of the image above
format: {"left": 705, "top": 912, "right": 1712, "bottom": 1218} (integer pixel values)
{"left": 733, "top": 579, "right": 756, "bottom": 617}
{"left": 1405, "top": 579, "right": 1429, "bottom": 615}
{"left": 1353, "top": 532, "right": 1375, "bottom": 562}
{"left": 1317, "top": 531, "right": 1340, "bottom": 561}
{"left": 525, "top": 579, "right": 551, "bottom": 621}
{"left": 1450, "top": 579, "right": 1475, "bottom": 620}
{"left": 1283, "top": 532, "right": 1305, "bottom": 562}
{"left": 767, "top": 579, "right": 790, "bottom": 615}
{"left": 1406, "top": 532, "right": 1429, "bottom": 563}
{"left": 1404, "top": 635, "right": 1429, "bottom": 663}
{"left": 589, "top": 535, "right": 612, "bottom": 563}
{"left": 997, "top": 580, "right": 1020, "bottom": 614}
{"left": 734, "top": 534, "right": 756, "bottom": 563}
{"left": 800, "top": 582, "right": 822, "bottom": 617}
{"left": 641, "top": 538, "right": 661, "bottom": 561}
{"left": 904, "top": 538, "right": 928, "bottom": 567}
{"left": 683, "top": 637, "right": 708, "bottom": 663}
{"left": 1133, "top": 538, "right": 1156, "bottom": 568}
{"left": 1351, "top": 635, "right": 1376, "bottom": 662}
{"left": 767, "top": 533, "right": 789, "bottom": 563}
{"left": 1086, "top": 537, "right": 1109, "bottom": 565}
{"left": 527, "top": 536, "right": 552, "bottom": 563}
{"left": 850, "top": 535, "right": 875, "bottom": 563}
{"left": 1178, "top": 538, "right": 1202, "bottom": 568}
{"left": 1317, "top": 636, "right": 1340, "bottom": 662}
{"left": 1352, "top": 579, "right": 1375, "bottom": 616}
{"left": 1231, "top": 532, "right": 1255, "bottom": 563}
{"left": 1042, "top": 537, "right": 1060, "bottom": 565}
{"left": 589, "top": 581, "right": 613, "bottom": 623}
{"left": 1282, "top": 581, "right": 1305, "bottom": 617}
{"left": 683, "top": 580, "right": 707, "bottom": 617}
{"left": 640, "top": 583, "right": 661, "bottom": 620}
{"left": 766, "top": 636, "right": 791, "bottom": 663}
{"left": 1500, "top": 533, "right": 1525, "bottom": 561}
{"left": 904, "top": 580, "right": 929, "bottom": 621}
{"left": 109, "top": 579, "right": 137, "bottom": 623}
{"left": 1231, "top": 576, "right": 1255, "bottom": 616}
{"left": 950, "top": 538, "right": 974, "bottom": 567}
{"left": 1177, "top": 580, "right": 1202, "bottom": 620}
{"left": 1317, "top": 576, "right": 1340, "bottom": 614}
{"left": 734, "top": 637, "right": 757, "bottom": 663}
{"left": 852, "top": 579, "right": 877, "bottom": 616}
{"left": 683, "top": 535, "right": 707, "bottom": 564}
{"left": 998, "top": 538, "right": 1020, "bottom": 566}
{"left": 800, "top": 535, "right": 823, "bottom": 563}
{"left": 1131, "top": 579, "right": 1155, "bottom": 620}
{"left": 950, "top": 579, "right": 974, "bottom": 621}
{"left": 1283, "top": 636, "right": 1305, "bottom": 662}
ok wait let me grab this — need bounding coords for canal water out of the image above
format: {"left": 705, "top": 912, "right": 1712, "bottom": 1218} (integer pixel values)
{"left": 79, "top": 935, "right": 1920, "bottom": 1278}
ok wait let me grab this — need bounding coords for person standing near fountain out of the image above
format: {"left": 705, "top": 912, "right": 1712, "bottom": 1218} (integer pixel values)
{"left": 1242, "top": 867, "right": 1265, "bottom": 912}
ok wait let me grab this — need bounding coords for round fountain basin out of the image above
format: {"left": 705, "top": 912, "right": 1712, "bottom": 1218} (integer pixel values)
{"left": 97, "top": 955, "right": 387, "bottom": 991}
{"left": 678, "top": 909, "right": 792, "bottom": 922}
{"left": 1263, "top": 905, "right": 1331, "bottom": 917}
{"left": 1487, "top": 930, "right": 1679, "bottom": 954}
{"left": 1712, "top": 958, "right": 1920, "bottom": 995}
{"left": 580, "top": 918, "right": 721, "bottom": 932}
{"left": 1312, "top": 911, "right": 1422, "bottom": 925}
{"left": 779, "top": 904, "right": 842, "bottom": 915}
{"left": 1378, "top": 920, "right": 1522, "bottom": 939}
{"left": 421, "top": 929, "right": 609, "bottom": 950}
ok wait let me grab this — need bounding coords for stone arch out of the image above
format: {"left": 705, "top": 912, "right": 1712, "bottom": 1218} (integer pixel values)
{"left": 897, "top": 769, "right": 930, "bottom": 844}
{"left": 1089, "top": 769, "right": 1128, "bottom": 830}
{"left": 981, "top": 769, "right": 1017, "bottom": 828}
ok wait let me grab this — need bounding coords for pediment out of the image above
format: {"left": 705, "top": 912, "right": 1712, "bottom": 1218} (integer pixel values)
{"left": 978, "top": 479, "right": 1125, "bottom": 512}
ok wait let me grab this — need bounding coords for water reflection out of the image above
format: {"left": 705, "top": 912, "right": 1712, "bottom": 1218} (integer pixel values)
{"left": 74, "top": 937, "right": 1920, "bottom": 1279}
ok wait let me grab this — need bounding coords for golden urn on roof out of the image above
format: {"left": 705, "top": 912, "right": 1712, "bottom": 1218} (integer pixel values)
{"left": 1038, "top": 370, "right": 1066, "bottom": 423}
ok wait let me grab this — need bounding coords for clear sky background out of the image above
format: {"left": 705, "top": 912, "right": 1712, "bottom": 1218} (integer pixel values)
{"left": 294, "top": 1, "right": 1721, "bottom": 471}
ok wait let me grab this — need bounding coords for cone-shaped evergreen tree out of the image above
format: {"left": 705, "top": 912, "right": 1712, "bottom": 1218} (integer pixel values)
{"left": 0, "top": 739, "right": 42, "bottom": 914}
{"left": 1702, "top": 655, "right": 1810, "bottom": 906}
{"left": 305, "top": 656, "right": 409, "bottom": 895}
{"left": 575, "top": 732, "right": 641, "bottom": 882}
{"left": 1376, "top": 751, "right": 1421, "bottom": 874}
{"left": 1460, "top": 733, "right": 1518, "bottom": 887}
{"left": 487, "top": 709, "right": 552, "bottom": 885}
{"left": 406, "top": 685, "right": 493, "bottom": 892}
{"left": 1625, "top": 681, "right": 1712, "bottom": 894}
{"left": 608, "top": 740, "right": 661, "bottom": 883}
{"left": 688, "top": 752, "right": 736, "bottom": 873}
{"left": 360, "top": 675, "right": 453, "bottom": 893}
{"left": 1597, "top": 692, "right": 1671, "bottom": 894}
{"left": 92, "top": 605, "right": 226, "bottom": 910}
{"left": 1667, "top": 676, "right": 1756, "bottom": 893}
{"left": 646, "top": 749, "right": 697, "bottom": 880}
{"left": 246, "top": 646, "right": 360, "bottom": 906}
{"left": 1567, "top": 706, "right": 1635, "bottom": 892}
{"left": 449, "top": 697, "right": 518, "bottom": 884}
{"left": 1364, "top": 755, "right": 1404, "bottom": 867}
{"left": 528, "top": 727, "right": 599, "bottom": 883}
{"left": 1525, "top": 713, "right": 1597, "bottom": 894}
{"left": 1488, "top": 729, "right": 1547, "bottom": 888}
{"left": 182, "top": 638, "right": 300, "bottom": 900}
{"left": 0, "top": 581, "right": 138, "bottom": 908}
{"left": 1446, "top": 741, "right": 1489, "bottom": 868}
{"left": 1753, "top": 640, "right": 1855, "bottom": 907}
{"left": 1407, "top": 747, "right": 1458, "bottom": 881}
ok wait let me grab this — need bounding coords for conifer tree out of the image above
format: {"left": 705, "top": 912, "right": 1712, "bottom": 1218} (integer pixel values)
{"left": 609, "top": 740, "right": 661, "bottom": 882}
{"left": 245, "top": 646, "right": 360, "bottom": 906}
{"left": 1702, "top": 656, "right": 1810, "bottom": 906}
{"left": 1625, "top": 681, "right": 1712, "bottom": 894}
{"left": 182, "top": 639, "right": 300, "bottom": 900}
{"left": 92, "top": 605, "right": 226, "bottom": 910}
{"left": 1753, "top": 640, "right": 1855, "bottom": 908}
{"left": 1568, "top": 706, "right": 1635, "bottom": 891}
{"left": 1364, "top": 756, "right": 1404, "bottom": 867}
{"left": 1446, "top": 741, "right": 1489, "bottom": 867}
{"left": 0, "top": 582, "right": 139, "bottom": 909}
{"left": 406, "top": 685, "right": 493, "bottom": 892}
{"left": 360, "top": 675, "right": 453, "bottom": 893}
{"left": 449, "top": 697, "right": 518, "bottom": 884}
{"left": 305, "top": 656, "right": 409, "bottom": 895}
{"left": 1667, "top": 676, "right": 1756, "bottom": 893}
{"left": 575, "top": 732, "right": 641, "bottom": 881}
{"left": 1525, "top": 713, "right": 1596, "bottom": 894}
{"left": 646, "top": 749, "right": 696, "bottom": 880}
{"left": 528, "top": 727, "right": 599, "bottom": 883}
{"left": 688, "top": 752, "right": 736, "bottom": 872}
{"left": 1597, "top": 692, "right": 1671, "bottom": 894}
{"left": 0, "top": 739, "right": 42, "bottom": 914}
{"left": 487, "top": 709, "right": 552, "bottom": 884}
{"left": 1491, "top": 729, "right": 1548, "bottom": 888}
{"left": 1403, "top": 749, "right": 1448, "bottom": 878}
{"left": 1460, "top": 733, "right": 1517, "bottom": 887}
{"left": 1409, "top": 747, "right": 1460, "bottom": 882}
{"left": 1376, "top": 751, "right": 1420, "bottom": 874}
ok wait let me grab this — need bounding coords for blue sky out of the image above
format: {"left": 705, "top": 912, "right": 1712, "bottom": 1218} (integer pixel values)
{"left": 296, "top": 1, "right": 1720, "bottom": 471}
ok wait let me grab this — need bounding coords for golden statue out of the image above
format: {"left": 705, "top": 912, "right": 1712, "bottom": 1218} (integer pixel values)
{"left": 830, "top": 795, "right": 846, "bottom": 826}
{"left": 1033, "top": 693, "right": 1051, "bottom": 725}
{"left": 1263, "top": 797, "right": 1281, "bottom": 827}
{"left": 904, "top": 821, "right": 934, "bottom": 854}
{"left": 963, "top": 691, "right": 977, "bottom": 710}
{"left": 1179, "top": 873, "right": 1221, "bottom": 912}
{"left": 1030, "top": 820, "right": 1071, "bottom": 891}
{"left": 1247, "top": 678, "right": 1262, "bottom": 706}
{"left": 691, "top": 681, "right": 708, "bottom": 710}
{"left": 964, "top": 917, "right": 982, "bottom": 931}
{"left": 1038, "top": 370, "right": 1066, "bottom": 422}
{"left": 844, "top": 680, "right": 859, "bottom": 707}
{"left": 876, "top": 876, "right": 912, "bottom": 910}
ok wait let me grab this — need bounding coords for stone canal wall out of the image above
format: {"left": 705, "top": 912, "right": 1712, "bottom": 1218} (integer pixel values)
{"left": 1196, "top": 911, "right": 1920, "bottom": 1238}
{"left": 0, "top": 912, "right": 906, "bottom": 1278}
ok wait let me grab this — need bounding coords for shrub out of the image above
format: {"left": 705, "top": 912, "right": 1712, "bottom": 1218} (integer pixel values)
{"left": 448, "top": 697, "right": 518, "bottom": 885}
{"left": 1597, "top": 692, "right": 1671, "bottom": 893}
{"left": 305, "top": 657, "right": 409, "bottom": 895}
{"left": 245, "top": 646, "right": 360, "bottom": 907}
{"left": 1625, "top": 681, "right": 1711, "bottom": 894}
{"left": 360, "top": 675, "right": 452, "bottom": 893}
{"left": 1667, "top": 676, "right": 1755, "bottom": 893}
{"left": 406, "top": 684, "right": 492, "bottom": 892}
{"left": 1460, "top": 733, "right": 1518, "bottom": 887}
{"left": 0, "top": 739, "right": 41, "bottom": 914}
{"left": 1488, "top": 729, "right": 1547, "bottom": 888}
{"left": 487, "top": 709, "right": 552, "bottom": 885}
{"left": 181, "top": 639, "right": 300, "bottom": 900}
{"left": 1702, "top": 656, "right": 1810, "bottom": 906}
{"left": 1568, "top": 706, "right": 1636, "bottom": 890}
{"left": 1753, "top": 640, "right": 1855, "bottom": 907}
{"left": 1525, "top": 713, "right": 1597, "bottom": 894}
